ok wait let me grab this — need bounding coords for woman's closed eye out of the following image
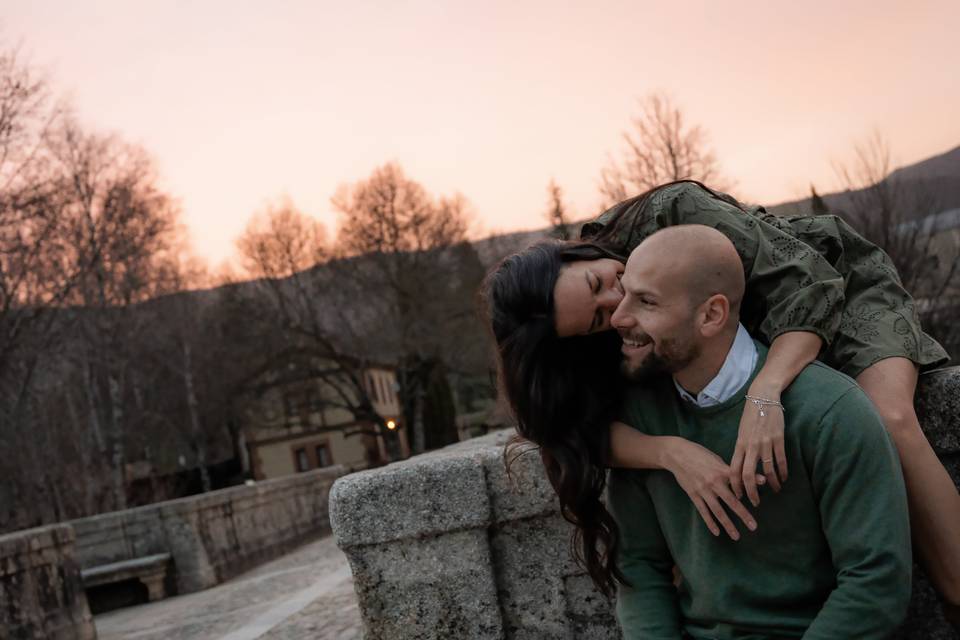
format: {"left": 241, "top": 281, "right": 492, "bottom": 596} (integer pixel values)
{"left": 591, "top": 273, "right": 602, "bottom": 294}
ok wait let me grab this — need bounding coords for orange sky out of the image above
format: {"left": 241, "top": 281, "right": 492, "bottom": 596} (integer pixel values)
{"left": 6, "top": 0, "right": 960, "bottom": 266}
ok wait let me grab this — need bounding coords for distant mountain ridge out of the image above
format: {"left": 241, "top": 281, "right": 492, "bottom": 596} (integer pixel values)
{"left": 765, "top": 144, "right": 960, "bottom": 219}
{"left": 470, "top": 144, "right": 960, "bottom": 265}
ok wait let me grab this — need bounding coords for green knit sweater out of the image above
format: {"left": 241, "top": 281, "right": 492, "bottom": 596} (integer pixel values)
{"left": 608, "top": 342, "right": 911, "bottom": 639}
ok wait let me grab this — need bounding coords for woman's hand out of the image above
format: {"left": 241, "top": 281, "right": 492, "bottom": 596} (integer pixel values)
{"left": 729, "top": 385, "right": 787, "bottom": 507}
{"left": 727, "top": 331, "right": 821, "bottom": 505}
{"left": 661, "top": 436, "right": 762, "bottom": 541}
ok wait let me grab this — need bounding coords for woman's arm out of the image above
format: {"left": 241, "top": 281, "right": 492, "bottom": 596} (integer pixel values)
{"left": 609, "top": 421, "right": 759, "bottom": 540}
{"left": 751, "top": 330, "right": 823, "bottom": 392}
{"left": 732, "top": 330, "right": 823, "bottom": 505}
{"left": 652, "top": 185, "right": 841, "bottom": 504}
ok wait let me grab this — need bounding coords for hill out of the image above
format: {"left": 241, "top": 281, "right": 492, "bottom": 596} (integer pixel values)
{"left": 765, "top": 144, "right": 960, "bottom": 219}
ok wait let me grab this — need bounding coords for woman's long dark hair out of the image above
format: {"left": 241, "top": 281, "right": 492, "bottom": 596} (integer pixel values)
{"left": 481, "top": 240, "right": 629, "bottom": 597}
{"left": 481, "top": 180, "right": 747, "bottom": 596}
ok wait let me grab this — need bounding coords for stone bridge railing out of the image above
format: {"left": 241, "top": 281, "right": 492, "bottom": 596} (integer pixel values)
{"left": 1, "top": 464, "right": 344, "bottom": 639}
{"left": 330, "top": 367, "right": 960, "bottom": 640}
{"left": 0, "top": 524, "right": 96, "bottom": 640}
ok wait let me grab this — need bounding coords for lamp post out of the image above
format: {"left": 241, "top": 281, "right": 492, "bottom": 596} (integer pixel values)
{"left": 381, "top": 418, "right": 402, "bottom": 462}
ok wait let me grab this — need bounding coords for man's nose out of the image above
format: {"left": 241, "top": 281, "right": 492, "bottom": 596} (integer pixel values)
{"left": 610, "top": 299, "right": 633, "bottom": 329}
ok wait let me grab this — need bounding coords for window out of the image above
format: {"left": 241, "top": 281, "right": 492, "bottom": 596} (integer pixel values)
{"left": 294, "top": 448, "right": 310, "bottom": 472}
{"left": 315, "top": 444, "right": 332, "bottom": 467}
{"left": 378, "top": 374, "right": 388, "bottom": 405}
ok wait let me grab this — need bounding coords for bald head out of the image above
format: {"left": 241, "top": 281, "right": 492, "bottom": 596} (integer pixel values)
{"left": 611, "top": 225, "right": 747, "bottom": 385}
{"left": 627, "top": 224, "right": 745, "bottom": 317}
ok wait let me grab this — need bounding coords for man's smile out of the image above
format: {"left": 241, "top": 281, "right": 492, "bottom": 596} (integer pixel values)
{"left": 620, "top": 334, "right": 653, "bottom": 355}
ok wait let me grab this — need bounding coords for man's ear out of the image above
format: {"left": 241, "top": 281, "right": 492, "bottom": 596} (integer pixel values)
{"left": 699, "top": 294, "right": 730, "bottom": 338}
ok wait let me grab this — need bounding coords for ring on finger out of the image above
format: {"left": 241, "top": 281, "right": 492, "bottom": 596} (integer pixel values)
{"left": 762, "top": 458, "right": 773, "bottom": 463}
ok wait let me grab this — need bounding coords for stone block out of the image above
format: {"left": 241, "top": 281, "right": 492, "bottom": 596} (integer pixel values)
{"left": 0, "top": 524, "right": 97, "bottom": 640}
{"left": 916, "top": 367, "right": 960, "bottom": 453}
{"left": 343, "top": 529, "right": 503, "bottom": 639}
{"left": 893, "top": 566, "right": 955, "bottom": 640}
{"left": 71, "top": 512, "right": 132, "bottom": 568}
{"left": 562, "top": 573, "right": 619, "bottom": 639}
{"left": 489, "top": 515, "right": 579, "bottom": 639}
{"left": 481, "top": 441, "right": 559, "bottom": 523}
{"left": 331, "top": 454, "right": 492, "bottom": 548}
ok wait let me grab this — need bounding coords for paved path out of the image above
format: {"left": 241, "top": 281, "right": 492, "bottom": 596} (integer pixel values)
{"left": 94, "top": 535, "right": 362, "bottom": 640}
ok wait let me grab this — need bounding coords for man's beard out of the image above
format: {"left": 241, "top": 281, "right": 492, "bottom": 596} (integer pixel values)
{"left": 621, "top": 335, "right": 700, "bottom": 382}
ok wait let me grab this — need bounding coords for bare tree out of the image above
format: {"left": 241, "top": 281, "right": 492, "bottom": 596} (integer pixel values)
{"left": 833, "top": 131, "right": 960, "bottom": 355}
{"left": 833, "top": 131, "right": 957, "bottom": 299}
{"left": 0, "top": 46, "right": 96, "bottom": 529}
{"left": 235, "top": 199, "right": 403, "bottom": 462}
{"left": 544, "top": 178, "right": 570, "bottom": 240}
{"left": 600, "top": 92, "right": 728, "bottom": 206}
{"left": 42, "top": 119, "right": 186, "bottom": 510}
{"left": 333, "top": 162, "right": 472, "bottom": 454}
{"left": 0, "top": 44, "right": 75, "bottom": 394}
{"left": 0, "top": 41, "right": 215, "bottom": 532}
{"left": 237, "top": 197, "right": 328, "bottom": 279}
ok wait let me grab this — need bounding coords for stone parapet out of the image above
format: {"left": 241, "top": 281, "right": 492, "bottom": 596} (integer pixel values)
{"left": 331, "top": 432, "right": 619, "bottom": 639}
{"left": 331, "top": 367, "right": 960, "bottom": 639}
{"left": 1, "top": 464, "right": 346, "bottom": 637}
{"left": 71, "top": 464, "right": 346, "bottom": 593}
{"left": 0, "top": 524, "right": 96, "bottom": 640}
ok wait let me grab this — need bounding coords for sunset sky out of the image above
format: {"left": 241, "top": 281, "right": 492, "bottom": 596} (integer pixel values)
{"left": 6, "top": 0, "right": 960, "bottom": 266}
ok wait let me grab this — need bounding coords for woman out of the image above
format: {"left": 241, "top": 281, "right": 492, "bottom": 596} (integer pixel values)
{"left": 482, "top": 180, "right": 960, "bottom": 615}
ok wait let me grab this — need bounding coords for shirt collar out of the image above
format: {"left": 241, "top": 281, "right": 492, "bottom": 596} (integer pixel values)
{"left": 674, "top": 324, "right": 758, "bottom": 408}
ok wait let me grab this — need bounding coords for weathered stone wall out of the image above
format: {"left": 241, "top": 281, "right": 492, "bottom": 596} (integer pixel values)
{"left": 1, "top": 464, "right": 345, "bottom": 639}
{"left": 70, "top": 464, "right": 346, "bottom": 593}
{"left": 331, "top": 431, "right": 616, "bottom": 639}
{"left": 331, "top": 367, "right": 960, "bottom": 640}
{"left": 0, "top": 524, "right": 96, "bottom": 640}
{"left": 898, "top": 368, "right": 960, "bottom": 639}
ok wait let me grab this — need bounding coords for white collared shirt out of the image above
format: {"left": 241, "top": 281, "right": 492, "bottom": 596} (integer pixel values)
{"left": 673, "top": 323, "right": 758, "bottom": 407}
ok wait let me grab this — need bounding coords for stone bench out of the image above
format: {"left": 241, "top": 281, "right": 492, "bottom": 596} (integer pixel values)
{"left": 81, "top": 552, "right": 173, "bottom": 603}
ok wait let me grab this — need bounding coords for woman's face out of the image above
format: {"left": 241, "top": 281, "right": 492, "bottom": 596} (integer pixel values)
{"left": 553, "top": 258, "right": 625, "bottom": 337}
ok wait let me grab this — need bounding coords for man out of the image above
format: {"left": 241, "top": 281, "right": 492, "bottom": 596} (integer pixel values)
{"left": 607, "top": 224, "right": 912, "bottom": 639}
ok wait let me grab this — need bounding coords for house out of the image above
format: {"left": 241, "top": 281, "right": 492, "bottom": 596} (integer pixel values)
{"left": 236, "top": 358, "right": 409, "bottom": 480}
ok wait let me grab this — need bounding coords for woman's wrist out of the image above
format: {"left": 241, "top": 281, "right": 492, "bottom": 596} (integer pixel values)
{"left": 748, "top": 375, "right": 786, "bottom": 398}
{"left": 752, "top": 331, "right": 823, "bottom": 396}
{"left": 656, "top": 436, "right": 685, "bottom": 474}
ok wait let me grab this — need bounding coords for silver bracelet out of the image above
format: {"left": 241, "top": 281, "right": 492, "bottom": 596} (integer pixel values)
{"left": 744, "top": 394, "right": 785, "bottom": 418}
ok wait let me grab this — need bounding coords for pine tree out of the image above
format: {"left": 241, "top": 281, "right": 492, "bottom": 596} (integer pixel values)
{"left": 810, "top": 185, "right": 829, "bottom": 215}
{"left": 545, "top": 179, "right": 570, "bottom": 240}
